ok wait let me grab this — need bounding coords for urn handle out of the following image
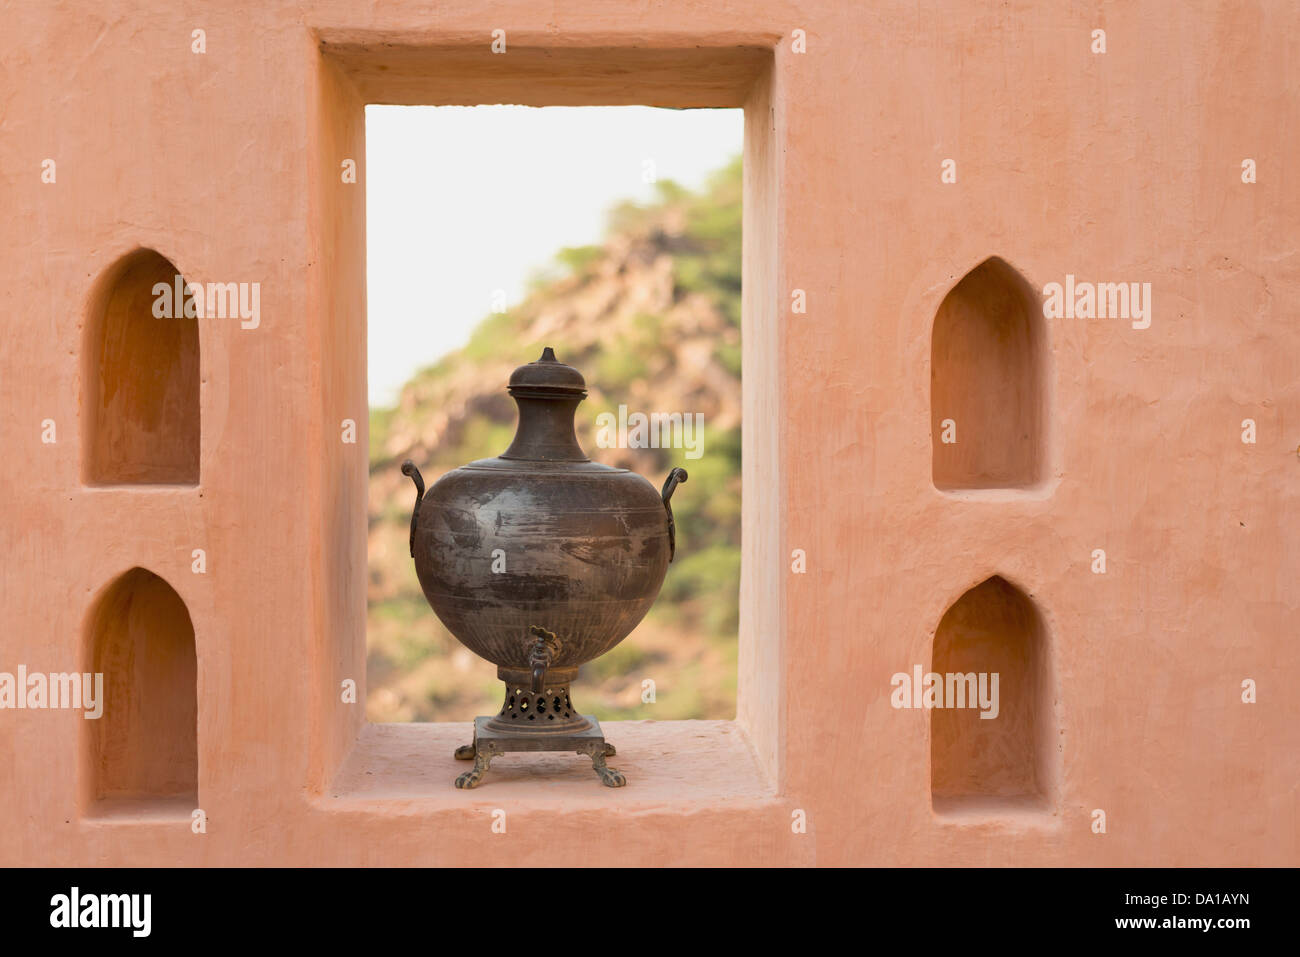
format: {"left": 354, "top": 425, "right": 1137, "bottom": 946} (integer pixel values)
{"left": 400, "top": 460, "right": 425, "bottom": 558}
{"left": 660, "top": 467, "right": 689, "bottom": 563}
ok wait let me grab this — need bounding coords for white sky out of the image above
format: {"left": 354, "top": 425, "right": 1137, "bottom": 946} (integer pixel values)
{"left": 365, "top": 105, "right": 744, "bottom": 406}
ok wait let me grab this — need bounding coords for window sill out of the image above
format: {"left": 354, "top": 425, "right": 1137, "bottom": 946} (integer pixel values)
{"left": 83, "top": 795, "right": 196, "bottom": 824}
{"left": 321, "top": 719, "right": 774, "bottom": 810}
{"left": 932, "top": 794, "right": 1059, "bottom": 828}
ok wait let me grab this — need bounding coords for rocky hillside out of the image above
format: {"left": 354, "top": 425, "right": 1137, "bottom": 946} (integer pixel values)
{"left": 368, "top": 157, "right": 742, "bottom": 723}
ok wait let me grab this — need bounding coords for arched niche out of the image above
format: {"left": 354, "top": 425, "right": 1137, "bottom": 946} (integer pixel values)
{"left": 85, "top": 567, "right": 197, "bottom": 809}
{"left": 930, "top": 575, "right": 1054, "bottom": 814}
{"left": 930, "top": 257, "right": 1045, "bottom": 491}
{"left": 84, "top": 249, "right": 200, "bottom": 485}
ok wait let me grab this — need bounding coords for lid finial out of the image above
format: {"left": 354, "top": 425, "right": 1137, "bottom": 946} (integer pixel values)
{"left": 507, "top": 347, "right": 587, "bottom": 399}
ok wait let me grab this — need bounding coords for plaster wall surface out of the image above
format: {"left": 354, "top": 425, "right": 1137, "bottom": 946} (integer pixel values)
{"left": 0, "top": 0, "right": 1296, "bottom": 866}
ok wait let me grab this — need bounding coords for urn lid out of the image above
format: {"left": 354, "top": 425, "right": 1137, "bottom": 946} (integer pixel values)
{"left": 508, "top": 347, "right": 588, "bottom": 399}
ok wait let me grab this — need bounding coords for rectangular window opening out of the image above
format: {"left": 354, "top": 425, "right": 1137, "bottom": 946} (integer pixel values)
{"left": 314, "top": 42, "right": 781, "bottom": 801}
{"left": 364, "top": 105, "right": 744, "bottom": 732}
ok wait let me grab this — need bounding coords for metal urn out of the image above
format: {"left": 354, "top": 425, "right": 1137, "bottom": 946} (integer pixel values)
{"left": 401, "top": 347, "right": 688, "bottom": 789}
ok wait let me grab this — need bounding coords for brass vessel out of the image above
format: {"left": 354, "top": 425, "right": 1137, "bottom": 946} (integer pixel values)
{"left": 401, "top": 348, "right": 687, "bottom": 787}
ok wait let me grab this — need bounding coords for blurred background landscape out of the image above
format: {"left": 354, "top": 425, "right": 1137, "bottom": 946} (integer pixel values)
{"left": 367, "top": 152, "right": 743, "bottom": 723}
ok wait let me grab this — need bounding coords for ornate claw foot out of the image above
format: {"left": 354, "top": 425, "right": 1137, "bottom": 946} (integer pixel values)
{"left": 453, "top": 743, "right": 476, "bottom": 760}
{"left": 589, "top": 748, "right": 626, "bottom": 788}
{"left": 454, "top": 748, "right": 495, "bottom": 789}
{"left": 603, "top": 742, "right": 616, "bottom": 757}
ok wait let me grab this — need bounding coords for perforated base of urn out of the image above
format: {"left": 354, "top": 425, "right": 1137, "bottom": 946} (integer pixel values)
{"left": 483, "top": 678, "right": 592, "bottom": 735}
{"left": 452, "top": 680, "right": 625, "bottom": 789}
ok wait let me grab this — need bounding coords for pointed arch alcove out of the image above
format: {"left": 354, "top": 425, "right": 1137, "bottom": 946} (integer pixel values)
{"left": 84, "top": 568, "right": 197, "bottom": 814}
{"left": 930, "top": 257, "right": 1045, "bottom": 492}
{"left": 83, "top": 249, "right": 200, "bottom": 485}
{"left": 930, "top": 575, "right": 1055, "bottom": 816}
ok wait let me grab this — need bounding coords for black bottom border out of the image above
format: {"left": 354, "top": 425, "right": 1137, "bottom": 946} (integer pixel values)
{"left": 0, "top": 866, "right": 1283, "bottom": 941}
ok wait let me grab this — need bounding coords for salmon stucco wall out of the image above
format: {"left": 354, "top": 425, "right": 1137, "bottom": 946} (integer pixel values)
{"left": 0, "top": 0, "right": 1296, "bottom": 867}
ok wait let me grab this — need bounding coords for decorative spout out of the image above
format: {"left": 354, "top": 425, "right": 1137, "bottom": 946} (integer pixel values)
{"left": 401, "top": 460, "right": 425, "bottom": 557}
{"left": 527, "top": 625, "right": 562, "bottom": 693}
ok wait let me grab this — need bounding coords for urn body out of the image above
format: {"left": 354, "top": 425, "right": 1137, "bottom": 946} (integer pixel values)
{"left": 401, "top": 348, "right": 686, "bottom": 688}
